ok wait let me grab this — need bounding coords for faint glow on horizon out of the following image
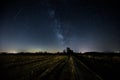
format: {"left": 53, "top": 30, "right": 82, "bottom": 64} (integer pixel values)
{"left": 80, "top": 50, "right": 88, "bottom": 53}
{"left": 79, "top": 47, "right": 95, "bottom": 53}
{"left": 114, "top": 50, "right": 120, "bottom": 53}
{"left": 8, "top": 50, "right": 18, "bottom": 53}
{"left": 26, "top": 48, "right": 43, "bottom": 53}
{"left": 0, "top": 48, "right": 62, "bottom": 53}
{"left": 22, "top": 48, "right": 59, "bottom": 53}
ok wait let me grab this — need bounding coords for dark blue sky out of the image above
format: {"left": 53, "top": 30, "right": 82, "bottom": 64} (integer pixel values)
{"left": 0, "top": 0, "right": 120, "bottom": 52}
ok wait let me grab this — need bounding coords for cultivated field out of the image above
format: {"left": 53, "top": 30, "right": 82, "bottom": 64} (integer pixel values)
{"left": 77, "top": 53, "right": 120, "bottom": 80}
{"left": 0, "top": 53, "right": 120, "bottom": 80}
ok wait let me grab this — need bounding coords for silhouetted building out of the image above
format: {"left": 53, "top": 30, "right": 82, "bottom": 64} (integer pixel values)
{"left": 66, "top": 47, "right": 73, "bottom": 54}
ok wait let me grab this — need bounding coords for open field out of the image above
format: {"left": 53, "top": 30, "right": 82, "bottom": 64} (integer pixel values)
{"left": 76, "top": 53, "right": 120, "bottom": 80}
{"left": 0, "top": 53, "right": 120, "bottom": 80}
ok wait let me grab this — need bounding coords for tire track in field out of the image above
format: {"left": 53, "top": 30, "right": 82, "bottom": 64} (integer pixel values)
{"left": 37, "top": 56, "right": 67, "bottom": 80}
{"left": 17, "top": 56, "right": 65, "bottom": 80}
{"left": 57, "top": 57, "right": 71, "bottom": 80}
{"left": 2, "top": 56, "right": 53, "bottom": 69}
{"left": 0, "top": 55, "right": 103, "bottom": 80}
{"left": 73, "top": 56, "right": 103, "bottom": 80}
{"left": 1, "top": 56, "right": 61, "bottom": 80}
{"left": 37, "top": 55, "right": 103, "bottom": 80}
{"left": 69, "top": 56, "right": 81, "bottom": 80}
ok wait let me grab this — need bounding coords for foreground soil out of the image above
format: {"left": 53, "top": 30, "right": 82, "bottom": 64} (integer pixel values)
{"left": 0, "top": 54, "right": 119, "bottom": 80}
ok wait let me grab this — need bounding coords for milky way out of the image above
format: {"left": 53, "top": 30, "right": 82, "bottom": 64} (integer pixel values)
{"left": 47, "top": 2, "right": 68, "bottom": 48}
{"left": 0, "top": 0, "right": 120, "bottom": 52}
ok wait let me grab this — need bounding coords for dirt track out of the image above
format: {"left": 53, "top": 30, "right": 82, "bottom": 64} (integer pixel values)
{"left": 0, "top": 55, "right": 103, "bottom": 80}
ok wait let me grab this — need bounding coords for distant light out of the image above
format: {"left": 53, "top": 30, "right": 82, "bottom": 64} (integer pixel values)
{"left": 8, "top": 50, "right": 18, "bottom": 53}
{"left": 81, "top": 51, "right": 85, "bottom": 54}
{"left": 80, "top": 50, "right": 88, "bottom": 53}
{"left": 79, "top": 47, "right": 94, "bottom": 53}
{"left": 114, "top": 50, "right": 120, "bottom": 53}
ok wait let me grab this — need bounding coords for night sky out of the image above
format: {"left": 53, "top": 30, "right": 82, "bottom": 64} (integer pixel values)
{"left": 0, "top": 0, "right": 120, "bottom": 53}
